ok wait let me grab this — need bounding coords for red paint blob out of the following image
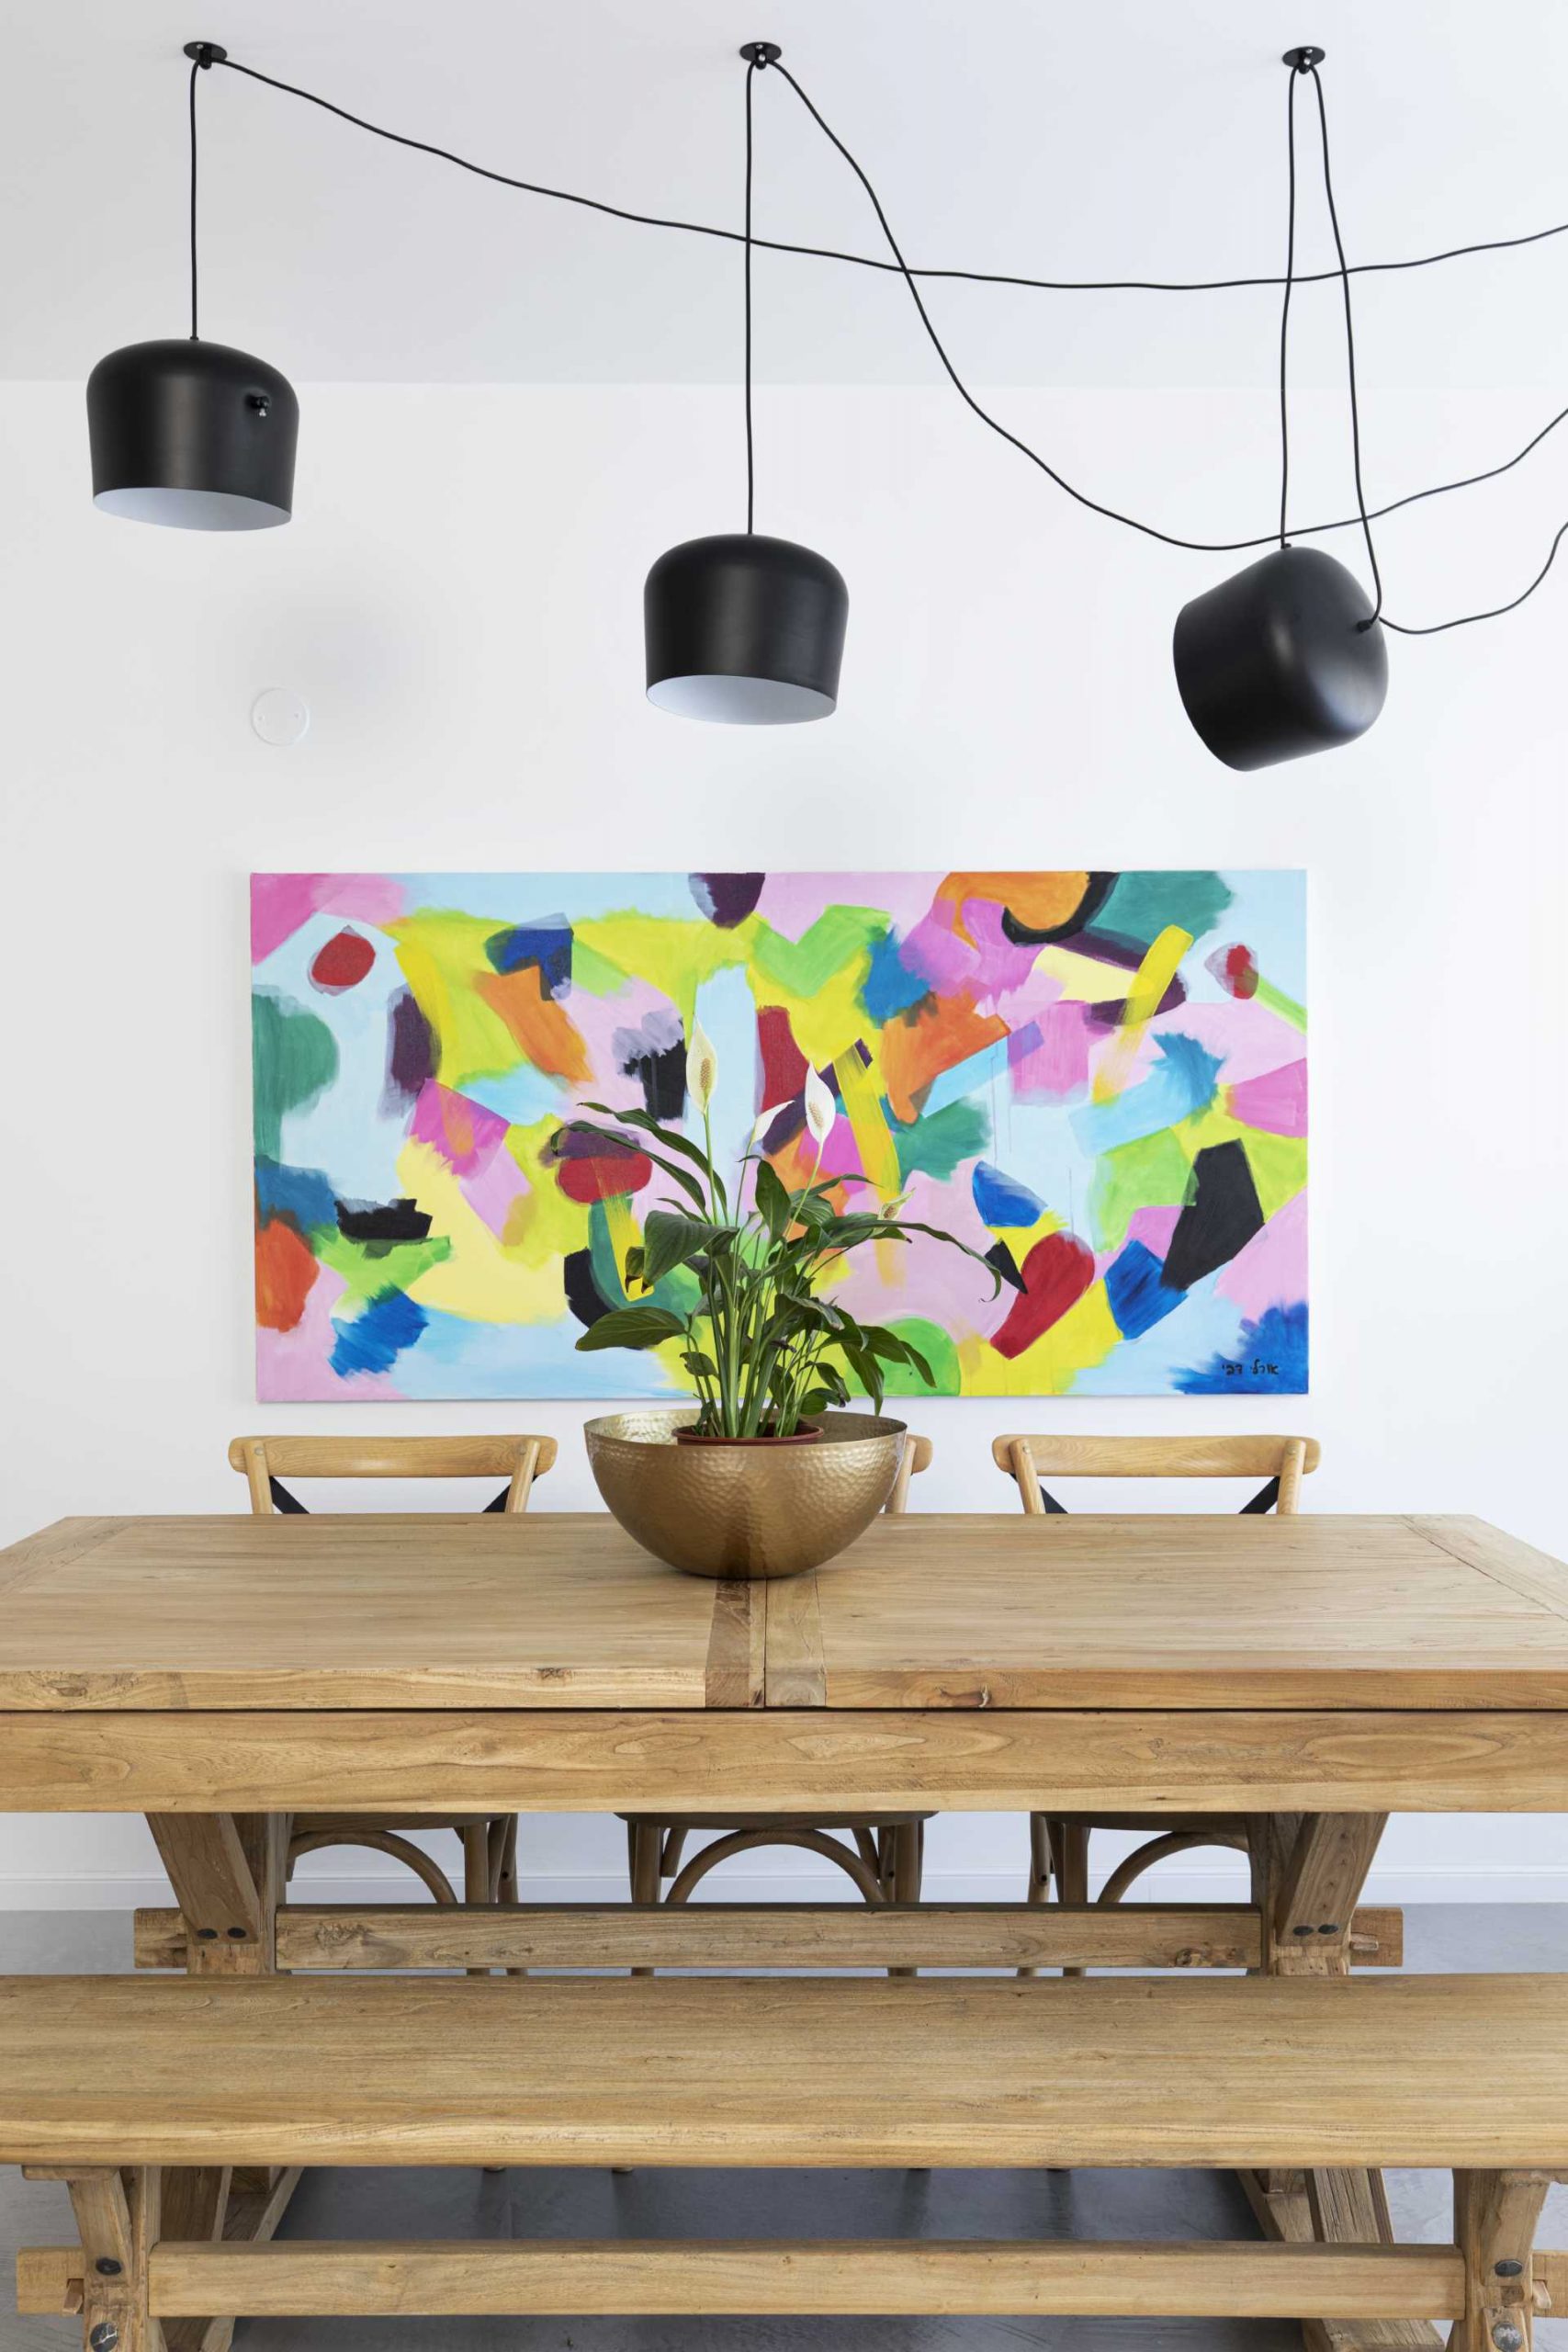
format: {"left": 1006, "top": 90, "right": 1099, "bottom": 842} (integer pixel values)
{"left": 757, "top": 1004, "right": 809, "bottom": 1107}
{"left": 310, "top": 928, "right": 377, "bottom": 993}
{"left": 558, "top": 1150, "right": 653, "bottom": 1204}
{"left": 990, "top": 1231, "right": 1096, "bottom": 1361}
{"left": 1207, "top": 942, "right": 1259, "bottom": 1001}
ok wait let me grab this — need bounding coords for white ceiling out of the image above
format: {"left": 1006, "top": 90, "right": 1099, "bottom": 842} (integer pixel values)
{"left": 3, "top": 0, "right": 1566, "bottom": 392}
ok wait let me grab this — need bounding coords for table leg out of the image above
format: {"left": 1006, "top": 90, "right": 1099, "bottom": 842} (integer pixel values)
{"left": 145, "top": 1812, "right": 299, "bottom": 2352}
{"left": 1243, "top": 1813, "right": 1440, "bottom": 2352}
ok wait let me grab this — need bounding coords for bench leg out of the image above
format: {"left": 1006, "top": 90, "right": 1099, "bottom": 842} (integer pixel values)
{"left": 144, "top": 1811, "right": 299, "bottom": 2346}
{"left": 1243, "top": 1812, "right": 1439, "bottom": 2352}
{"left": 64, "top": 2165, "right": 161, "bottom": 2352}
{"left": 1451, "top": 2171, "right": 1550, "bottom": 2352}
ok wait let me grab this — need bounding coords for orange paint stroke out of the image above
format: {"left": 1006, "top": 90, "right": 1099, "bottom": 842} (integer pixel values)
{"left": 1091, "top": 923, "right": 1193, "bottom": 1105}
{"left": 937, "top": 871, "right": 1093, "bottom": 945}
{"left": 255, "top": 1216, "right": 319, "bottom": 1333}
{"left": 881, "top": 989, "right": 1008, "bottom": 1125}
{"left": 477, "top": 964, "right": 592, "bottom": 1082}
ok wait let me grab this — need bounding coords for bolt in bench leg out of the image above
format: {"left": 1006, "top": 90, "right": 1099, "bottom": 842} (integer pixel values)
{"left": 62, "top": 2167, "right": 162, "bottom": 2352}
{"left": 1453, "top": 2171, "right": 1551, "bottom": 2352}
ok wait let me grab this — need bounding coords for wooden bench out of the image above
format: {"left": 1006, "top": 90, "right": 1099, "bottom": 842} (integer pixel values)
{"left": 8, "top": 1973, "right": 1567, "bottom": 2348}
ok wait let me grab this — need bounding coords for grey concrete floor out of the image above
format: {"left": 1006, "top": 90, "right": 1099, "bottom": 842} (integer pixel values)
{"left": 3, "top": 1907, "right": 1565, "bottom": 2351}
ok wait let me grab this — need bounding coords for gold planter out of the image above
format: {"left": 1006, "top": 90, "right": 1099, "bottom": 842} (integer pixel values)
{"left": 583, "top": 1408, "right": 908, "bottom": 1579}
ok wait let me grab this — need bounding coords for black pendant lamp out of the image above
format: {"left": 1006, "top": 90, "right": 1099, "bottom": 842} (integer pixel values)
{"left": 87, "top": 44, "right": 298, "bottom": 530}
{"left": 645, "top": 44, "right": 847, "bottom": 723}
{"left": 1173, "top": 48, "right": 1386, "bottom": 768}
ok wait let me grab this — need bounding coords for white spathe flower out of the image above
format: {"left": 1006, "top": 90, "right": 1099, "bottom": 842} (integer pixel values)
{"left": 686, "top": 1018, "right": 718, "bottom": 1115}
{"left": 749, "top": 1102, "right": 785, "bottom": 1143}
{"left": 803, "top": 1064, "right": 837, "bottom": 1148}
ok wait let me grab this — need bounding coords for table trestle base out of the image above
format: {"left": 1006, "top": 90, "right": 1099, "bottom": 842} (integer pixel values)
{"left": 130, "top": 1899, "right": 1403, "bottom": 1975}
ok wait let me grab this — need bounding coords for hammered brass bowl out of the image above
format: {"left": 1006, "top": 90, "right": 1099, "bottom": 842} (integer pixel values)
{"left": 583, "top": 1408, "right": 908, "bottom": 1579}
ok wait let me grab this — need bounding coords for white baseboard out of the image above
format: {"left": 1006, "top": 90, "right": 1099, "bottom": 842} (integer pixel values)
{"left": 2, "top": 1866, "right": 1565, "bottom": 1910}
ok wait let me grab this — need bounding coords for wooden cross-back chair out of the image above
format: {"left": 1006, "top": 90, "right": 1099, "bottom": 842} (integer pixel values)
{"left": 992, "top": 1433, "right": 1321, "bottom": 1967}
{"left": 228, "top": 1434, "right": 558, "bottom": 1908}
{"left": 623, "top": 1436, "right": 935, "bottom": 1943}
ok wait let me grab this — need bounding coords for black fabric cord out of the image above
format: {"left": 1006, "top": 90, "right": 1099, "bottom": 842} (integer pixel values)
{"left": 203, "top": 48, "right": 1568, "bottom": 628}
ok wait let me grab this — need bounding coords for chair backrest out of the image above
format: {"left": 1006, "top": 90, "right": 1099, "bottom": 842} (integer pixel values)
{"left": 228, "top": 1434, "right": 558, "bottom": 1517}
{"left": 991, "top": 1433, "right": 1320, "bottom": 1519}
{"left": 886, "top": 1432, "right": 934, "bottom": 1516}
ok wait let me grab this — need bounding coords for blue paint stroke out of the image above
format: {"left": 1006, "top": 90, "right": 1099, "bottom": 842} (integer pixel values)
{"left": 972, "top": 1160, "right": 1044, "bottom": 1229}
{"left": 1176, "top": 1302, "right": 1308, "bottom": 1395}
{"left": 330, "top": 1287, "right": 429, "bottom": 1378}
{"left": 1104, "top": 1238, "right": 1184, "bottom": 1340}
{"left": 254, "top": 1158, "right": 337, "bottom": 1234}
{"left": 860, "top": 930, "right": 931, "bottom": 1024}
{"left": 1070, "top": 1031, "right": 1222, "bottom": 1158}
{"left": 485, "top": 917, "right": 572, "bottom": 998}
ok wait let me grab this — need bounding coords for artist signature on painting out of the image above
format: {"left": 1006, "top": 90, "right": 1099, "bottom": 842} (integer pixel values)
{"left": 1220, "top": 1356, "right": 1281, "bottom": 1379}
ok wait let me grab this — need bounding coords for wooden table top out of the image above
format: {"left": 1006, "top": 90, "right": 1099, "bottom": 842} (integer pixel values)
{"left": 2, "top": 1510, "right": 1566, "bottom": 1714}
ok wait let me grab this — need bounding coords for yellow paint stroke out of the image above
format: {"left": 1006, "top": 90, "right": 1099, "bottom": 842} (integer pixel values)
{"left": 499, "top": 1119, "right": 587, "bottom": 1264}
{"left": 956, "top": 1281, "right": 1122, "bottom": 1397}
{"left": 1032, "top": 943, "right": 1146, "bottom": 1003}
{"left": 833, "top": 1048, "right": 900, "bottom": 1202}
{"left": 388, "top": 911, "right": 521, "bottom": 1087}
{"left": 602, "top": 1190, "right": 639, "bottom": 1285}
{"left": 1091, "top": 924, "right": 1193, "bottom": 1104}
{"left": 397, "top": 1139, "right": 565, "bottom": 1325}
{"left": 573, "top": 912, "right": 754, "bottom": 1023}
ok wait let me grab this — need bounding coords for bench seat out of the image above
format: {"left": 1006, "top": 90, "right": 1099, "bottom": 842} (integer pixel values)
{"left": 5, "top": 1971, "right": 1568, "bottom": 2174}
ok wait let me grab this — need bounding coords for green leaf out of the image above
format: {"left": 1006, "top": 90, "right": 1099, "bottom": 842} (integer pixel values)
{"left": 681, "top": 1349, "right": 718, "bottom": 1379}
{"left": 622, "top": 1244, "right": 646, "bottom": 1289}
{"left": 840, "top": 1338, "right": 886, "bottom": 1413}
{"left": 791, "top": 1189, "right": 837, "bottom": 1228}
{"left": 642, "top": 1211, "right": 733, "bottom": 1287}
{"left": 753, "top": 1159, "right": 793, "bottom": 1241}
{"left": 574, "top": 1305, "right": 688, "bottom": 1353}
{"left": 580, "top": 1102, "right": 713, "bottom": 1170}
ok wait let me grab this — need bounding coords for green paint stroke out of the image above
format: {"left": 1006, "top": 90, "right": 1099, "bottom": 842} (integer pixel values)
{"left": 1096, "top": 870, "right": 1233, "bottom": 952}
{"left": 750, "top": 905, "right": 885, "bottom": 999}
{"left": 252, "top": 990, "right": 338, "bottom": 1159}
{"left": 316, "top": 1228, "right": 451, "bottom": 1304}
{"left": 875, "top": 1317, "right": 961, "bottom": 1397}
{"left": 1257, "top": 976, "right": 1307, "bottom": 1030}
{"left": 1089, "top": 1125, "right": 1193, "bottom": 1253}
{"left": 893, "top": 1099, "right": 990, "bottom": 1185}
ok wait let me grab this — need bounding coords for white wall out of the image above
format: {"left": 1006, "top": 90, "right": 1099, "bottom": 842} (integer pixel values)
{"left": 1, "top": 377, "right": 1565, "bottom": 1906}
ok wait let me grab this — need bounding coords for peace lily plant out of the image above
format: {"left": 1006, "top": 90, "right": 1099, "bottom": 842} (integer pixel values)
{"left": 567, "top": 1021, "right": 994, "bottom": 1439}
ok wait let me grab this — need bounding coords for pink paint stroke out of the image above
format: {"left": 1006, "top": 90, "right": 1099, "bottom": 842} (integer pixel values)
{"left": 256, "top": 1261, "right": 400, "bottom": 1401}
{"left": 252, "top": 874, "right": 407, "bottom": 965}
{"left": 411, "top": 1080, "right": 509, "bottom": 1179}
{"left": 1217, "top": 1188, "right": 1308, "bottom": 1319}
{"left": 1227, "top": 1058, "right": 1308, "bottom": 1137}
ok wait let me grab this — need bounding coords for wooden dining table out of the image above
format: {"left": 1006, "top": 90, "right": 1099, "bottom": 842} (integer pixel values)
{"left": 4, "top": 1504, "right": 1568, "bottom": 2352}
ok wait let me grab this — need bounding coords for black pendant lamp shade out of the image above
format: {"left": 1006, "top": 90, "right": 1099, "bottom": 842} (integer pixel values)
{"left": 645, "top": 532, "right": 848, "bottom": 723}
{"left": 87, "top": 339, "right": 299, "bottom": 530}
{"left": 1172, "top": 546, "right": 1388, "bottom": 771}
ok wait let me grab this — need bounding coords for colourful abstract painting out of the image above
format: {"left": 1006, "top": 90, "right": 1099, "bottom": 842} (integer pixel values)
{"left": 252, "top": 871, "right": 1306, "bottom": 1400}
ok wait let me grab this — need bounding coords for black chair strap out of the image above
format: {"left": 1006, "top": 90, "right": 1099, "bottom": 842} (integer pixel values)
{"left": 1023, "top": 1475, "right": 1282, "bottom": 1516}
{"left": 268, "top": 1477, "right": 513, "bottom": 1513}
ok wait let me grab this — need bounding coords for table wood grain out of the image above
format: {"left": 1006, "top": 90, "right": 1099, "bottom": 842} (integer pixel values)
{"left": 0, "top": 1511, "right": 1564, "bottom": 1713}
